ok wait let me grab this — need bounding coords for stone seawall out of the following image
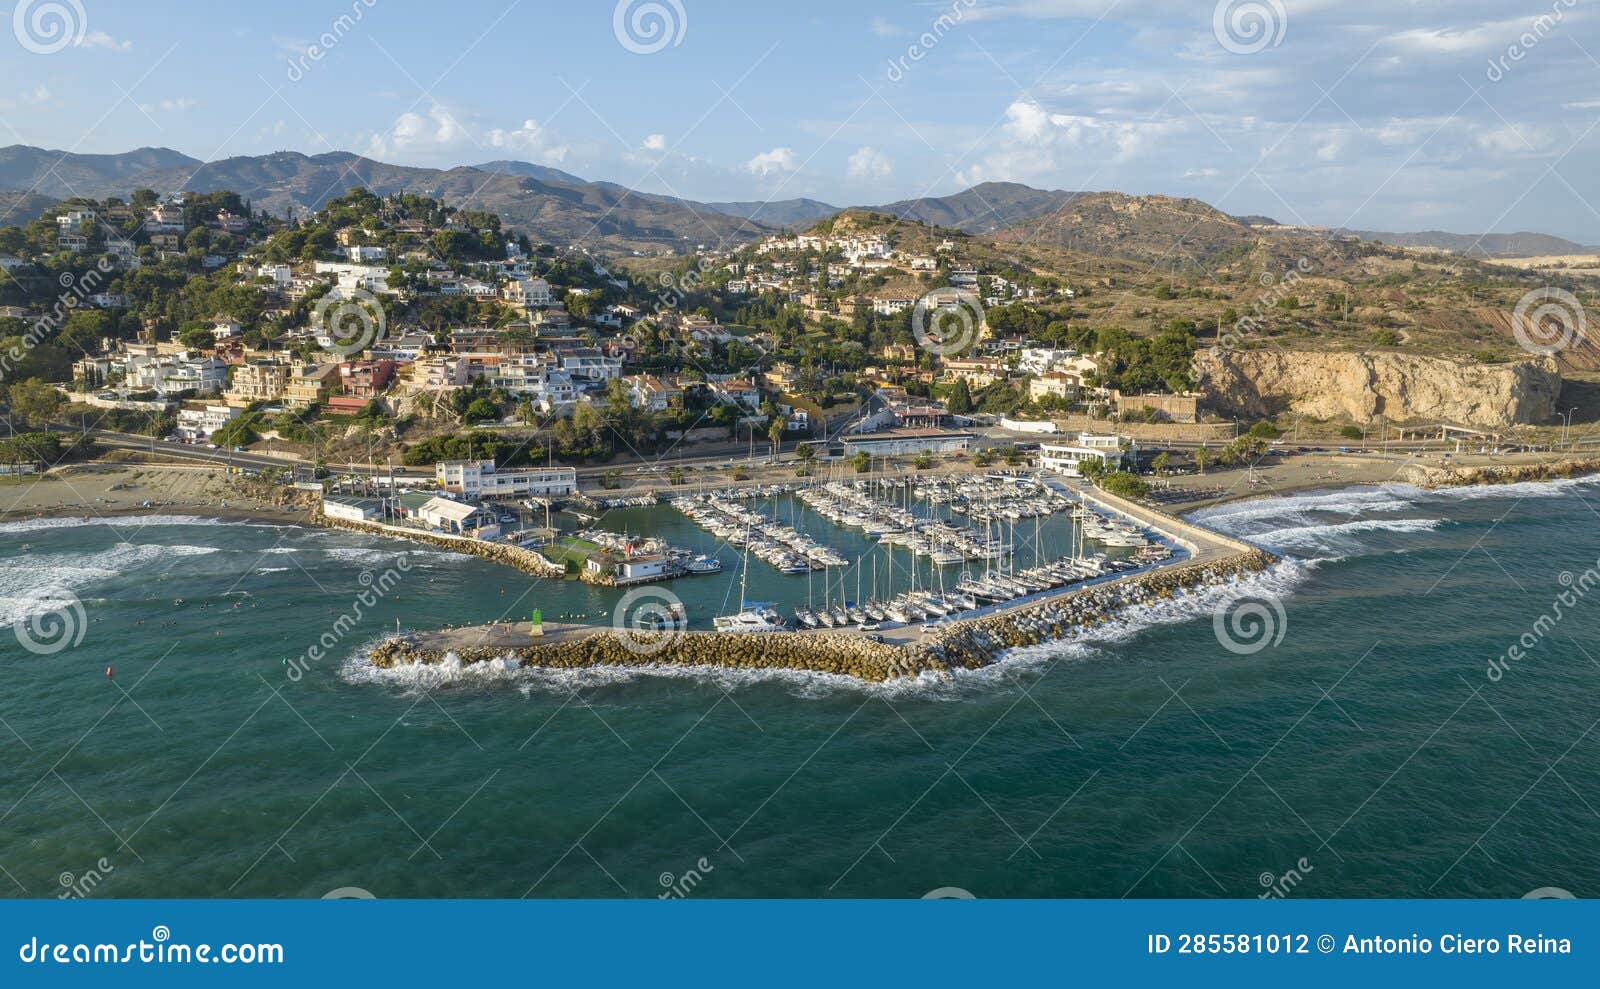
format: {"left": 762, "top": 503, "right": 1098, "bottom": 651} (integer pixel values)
{"left": 314, "top": 512, "right": 566, "bottom": 578}
{"left": 912, "top": 550, "right": 1277, "bottom": 673}
{"left": 1405, "top": 457, "right": 1600, "bottom": 490}
{"left": 366, "top": 549, "right": 1278, "bottom": 683}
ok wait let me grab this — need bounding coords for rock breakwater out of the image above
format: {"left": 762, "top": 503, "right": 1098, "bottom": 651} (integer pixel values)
{"left": 315, "top": 512, "right": 566, "bottom": 578}
{"left": 1405, "top": 457, "right": 1600, "bottom": 490}
{"left": 365, "top": 549, "right": 1278, "bottom": 683}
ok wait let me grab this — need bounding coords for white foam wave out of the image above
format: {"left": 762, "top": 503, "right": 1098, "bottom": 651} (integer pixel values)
{"left": 0, "top": 514, "right": 226, "bottom": 535}
{"left": 338, "top": 561, "right": 1316, "bottom": 701}
{"left": 1246, "top": 517, "right": 1445, "bottom": 554}
{"left": 990, "top": 558, "right": 1312, "bottom": 668}
{"left": 1418, "top": 473, "right": 1600, "bottom": 502}
{"left": 1188, "top": 487, "right": 1414, "bottom": 535}
{"left": 0, "top": 541, "right": 223, "bottom": 626}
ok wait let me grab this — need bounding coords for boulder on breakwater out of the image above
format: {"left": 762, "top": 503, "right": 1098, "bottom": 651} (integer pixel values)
{"left": 370, "top": 629, "right": 916, "bottom": 682}
{"left": 1405, "top": 457, "right": 1600, "bottom": 490}
{"left": 912, "top": 550, "right": 1278, "bottom": 673}
{"left": 366, "top": 549, "right": 1279, "bottom": 683}
{"left": 314, "top": 512, "right": 565, "bottom": 578}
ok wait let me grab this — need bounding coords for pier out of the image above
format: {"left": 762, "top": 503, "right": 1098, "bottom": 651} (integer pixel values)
{"left": 368, "top": 486, "right": 1275, "bottom": 682}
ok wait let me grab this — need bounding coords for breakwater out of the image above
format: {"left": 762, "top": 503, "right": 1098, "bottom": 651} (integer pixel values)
{"left": 315, "top": 512, "right": 566, "bottom": 578}
{"left": 1406, "top": 456, "right": 1600, "bottom": 490}
{"left": 365, "top": 548, "right": 1278, "bottom": 682}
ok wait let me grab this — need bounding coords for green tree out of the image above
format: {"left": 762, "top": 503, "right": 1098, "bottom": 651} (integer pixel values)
{"left": 1193, "top": 446, "right": 1211, "bottom": 474}
{"left": 767, "top": 416, "right": 786, "bottom": 458}
{"left": 850, "top": 451, "right": 872, "bottom": 473}
{"left": 1151, "top": 451, "right": 1171, "bottom": 475}
{"left": 1339, "top": 425, "right": 1363, "bottom": 440}
{"left": 1098, "top": 471, "right": 1149, "bottom": 499}
{"left": 7, "top": 379, "right": 60, "bottom": 428}
{"left": 1248, "top": 420, "right": 1282, "bottom": 440}
{"left": 946, "top": 378, "right": 973, "bottom": 415}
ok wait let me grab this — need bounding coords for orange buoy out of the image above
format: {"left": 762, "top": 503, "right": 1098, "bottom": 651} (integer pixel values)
{"left": 105, "top": 666, "right": 114, "bottom": 679}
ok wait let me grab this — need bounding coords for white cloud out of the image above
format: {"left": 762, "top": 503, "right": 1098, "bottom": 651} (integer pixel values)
{"left": 745, "top": 146, "right": 799, "bottom": 176}
{"left": 487, "top": 118, "right": 570, "bottom": 161}
{"left": 847, "top": 146, "right": 893, "bottom": 181}
{"left": 643, "top": 133, "right": 668, "bottom": 151}
{"left": 139, "top": 97, "right": 198, "bottom": 114}
{"left": 80, "top": 31, "right": 132, "bottom": 52}
{"left": 368, "top": 105, "right": 569, "bottom": 163}
{"left": 870, "top": 16, "right": 901, "bottom": 37}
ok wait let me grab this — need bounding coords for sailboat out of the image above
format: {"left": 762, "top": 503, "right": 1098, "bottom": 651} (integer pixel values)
{"left": 714, "top": 521, "right": 789, "bottom": 633}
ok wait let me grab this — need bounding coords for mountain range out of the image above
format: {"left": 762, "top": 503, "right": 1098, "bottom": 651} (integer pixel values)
{"left": 0, "top": 144, "right": 1591, "bottom": 259}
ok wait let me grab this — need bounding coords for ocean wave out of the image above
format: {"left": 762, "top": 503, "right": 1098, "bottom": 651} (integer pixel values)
{"left": 1417, "top": 473, "right": 1600, "bottom": 502}
{"left": 1187, "top": 487, "right": 1414, "bottom": 534}
{"left": 337, "top": 560, "right": 1316, "bottom": 701}
{"left": 0, "top": 514, "right": 226, "bottom": 535}
{"left": 1244, "top": 517, "right": 1446, "bottom": 554}
{"left": 0, "top": 541, "right": 224, "bottom": 626}
{"left": 990, "top": 557, "right": 1312, "bottom": 668}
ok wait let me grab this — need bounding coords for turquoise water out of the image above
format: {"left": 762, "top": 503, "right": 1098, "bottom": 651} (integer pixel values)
{"left": 1, "top": 479, "right": 1597, "bottom": 899}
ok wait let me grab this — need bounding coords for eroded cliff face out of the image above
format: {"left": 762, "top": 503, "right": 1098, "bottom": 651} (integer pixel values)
{"left": 1194, "top": 350, "right": 1560, "bottom": 429}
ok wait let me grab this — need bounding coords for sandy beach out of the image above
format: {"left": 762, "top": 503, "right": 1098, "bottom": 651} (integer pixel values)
{"left": 0, "top": 462, "right": 314, "bottom": 526}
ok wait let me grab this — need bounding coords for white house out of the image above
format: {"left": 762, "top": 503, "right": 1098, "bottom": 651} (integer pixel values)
{"left": 1038, "top": 434, "right": 1126, "bottom": 477}
{"left": 434, "top": 460, "right": 578, "bottom": 499}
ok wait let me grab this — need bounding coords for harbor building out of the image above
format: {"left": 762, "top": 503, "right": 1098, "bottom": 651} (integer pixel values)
{"left": 434, "top": 460, "right": 578, "bottom": 499}
{"left": 1038, "top": 433, "right": 1128, "bottom": 476}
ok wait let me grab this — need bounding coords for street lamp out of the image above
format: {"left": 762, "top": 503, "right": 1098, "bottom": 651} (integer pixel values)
{"left": 1562, "top": 406, "right": 1579, "bottom": 447}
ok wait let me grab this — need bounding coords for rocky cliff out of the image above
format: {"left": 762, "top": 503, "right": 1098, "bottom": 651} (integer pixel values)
{"left": 1194, "top": 350, "right": 1560, "bottom": 429}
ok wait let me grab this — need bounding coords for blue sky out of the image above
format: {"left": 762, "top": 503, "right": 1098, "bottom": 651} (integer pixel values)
{"left": 3, "top": 0, "right": 1599, "bottom": 240}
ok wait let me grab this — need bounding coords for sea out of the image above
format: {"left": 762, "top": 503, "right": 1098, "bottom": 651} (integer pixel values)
{"left": 1, "top": 479, "right": 1598, "bottom": 899}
